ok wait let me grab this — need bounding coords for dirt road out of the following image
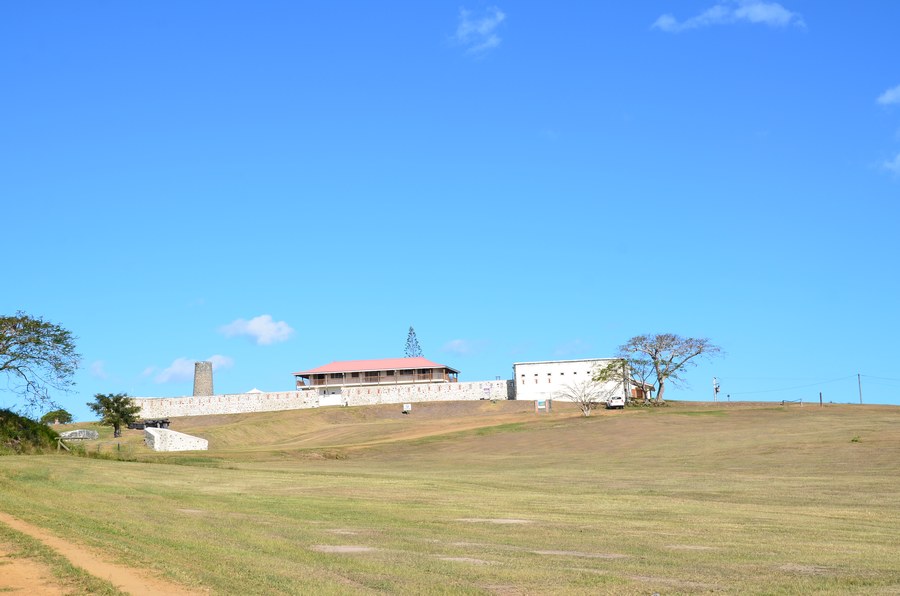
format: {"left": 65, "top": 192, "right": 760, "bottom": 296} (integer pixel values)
{"left": 0, "top": 511, "right": 204, "bottom": 595}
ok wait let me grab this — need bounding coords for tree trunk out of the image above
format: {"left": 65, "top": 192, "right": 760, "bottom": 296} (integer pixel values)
{"left": 656, "top": 380, "right": 666, "bottom": 403}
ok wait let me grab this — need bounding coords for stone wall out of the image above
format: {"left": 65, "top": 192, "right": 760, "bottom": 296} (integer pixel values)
{"left": 133, "top": 380, "right": 516, "bottom": 419}
{"left": 135, "top": 391, "right": 319, "bottom": 419}
{"left": 144, "top": 428, "right": 208, "bottom": 451}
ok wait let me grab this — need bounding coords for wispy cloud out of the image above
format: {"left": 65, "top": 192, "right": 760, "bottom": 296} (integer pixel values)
{"left": 441, "top": 338, "right": 487, "bottom": 356}
{"left": 89, "top": 360, "right": 109, "bottom": 379}
{"left": 652, "top": 1, "right": 805, "bottom": 33}
{"left": 877, "top": 84, "right": 900, "bottom": 106}
{"left": 883, "top": 153, "right": 900, "bottom": 175}
{"left": 154, "top": 355, "right": 234, "bottom": 384}
{"left": 454, "top": 6, "right": 506, "bottom": 55}
{"left": 220, "top": 314, "right": 294, "bottom": 345}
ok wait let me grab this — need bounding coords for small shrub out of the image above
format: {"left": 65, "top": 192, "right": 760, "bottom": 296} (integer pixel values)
{"left": 851, "top": 435, "right": 861, "bottom": 443}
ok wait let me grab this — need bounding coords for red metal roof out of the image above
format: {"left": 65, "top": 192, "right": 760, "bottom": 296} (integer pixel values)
{"left": 294, "top": 357, "right": 459, "bottom": 376}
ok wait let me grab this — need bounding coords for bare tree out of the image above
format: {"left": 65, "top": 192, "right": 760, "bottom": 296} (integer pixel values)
{"left": 1, "top": 312, "right": 80, "bottom": 412}
{"left": 618, "top": 334, "right": 722, "bottom": 403}
{"left": 557, "top": 378, "right": 619, "bottom": 417}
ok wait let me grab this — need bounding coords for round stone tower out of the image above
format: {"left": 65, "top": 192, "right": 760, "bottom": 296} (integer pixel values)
{"left": 193, "top": 361, "right": 214, "bottom": 396}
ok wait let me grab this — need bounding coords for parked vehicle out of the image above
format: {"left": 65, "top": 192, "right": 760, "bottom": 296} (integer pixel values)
{"left": 605, "top": 396, "right": 626, "bottom": 409}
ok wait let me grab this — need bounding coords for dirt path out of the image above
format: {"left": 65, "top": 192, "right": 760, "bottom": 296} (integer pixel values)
{"left": 0, "top": 511, "right": 204, "bottom": 595}
{"left": 0, "top": 538, "right": 66, "bottom": 595}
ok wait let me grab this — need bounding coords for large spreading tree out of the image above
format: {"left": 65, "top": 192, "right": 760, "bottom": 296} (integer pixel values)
{"left": 1, "top": 312, "right": 80, "bottom": 412}
{"left": 87, "top": 393, "right": 140, "bottom": 438}
{"left": 618, "top": 334, "right": 722, "bottom": 403}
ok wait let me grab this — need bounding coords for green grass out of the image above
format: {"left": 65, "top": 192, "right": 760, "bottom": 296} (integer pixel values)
{"left": 1, "top": 401, "right": 899, "bottom": 594}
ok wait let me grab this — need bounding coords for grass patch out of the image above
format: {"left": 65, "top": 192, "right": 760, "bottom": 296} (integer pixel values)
{"left": 671, "top": 410, "right": 727, "bottom": 417}
{"left": 0, "top": 409, "right": 58, "bottom": 454}
{"left": 0, "top": 402, "right": 899, "bottom": 594}
{"left": 0, "top": 522, "right": 123, "bottom": 595}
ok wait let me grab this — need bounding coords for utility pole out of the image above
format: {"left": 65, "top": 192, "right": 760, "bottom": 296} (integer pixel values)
{"left": 713, "top": 377, "right": 719, "bottom": 403}
{"left": 858, "top": 373, "right": 863, "bottom": 404}
{"left": 622, "top": 359, "right": 629, "bottom": 404}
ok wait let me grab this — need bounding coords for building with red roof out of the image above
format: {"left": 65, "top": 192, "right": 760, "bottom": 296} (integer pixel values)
{"left": 293, "top": 357, "right": 459, "bottom": 391}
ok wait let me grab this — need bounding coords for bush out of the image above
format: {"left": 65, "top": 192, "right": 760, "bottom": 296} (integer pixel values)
{"left": 0, "top": 409, "right": 60, "bottom": 454}
{"left": 40, "top": 409, "right": 73, "bottom": 425}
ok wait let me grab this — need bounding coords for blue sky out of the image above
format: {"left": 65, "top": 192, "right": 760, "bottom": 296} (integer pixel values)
{"left": 3, "top": 1, "right": 899, "bottom": 420}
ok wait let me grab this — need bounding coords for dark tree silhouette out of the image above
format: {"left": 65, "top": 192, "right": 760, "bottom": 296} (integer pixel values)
{"left": 1, "top": 312, "right": 80, "bottom": 412}
{"left": 87, "top": 393, "right": 140, "bottom": 438}
{"left": 404, "top": 326, "right": 423, "bottom": 358}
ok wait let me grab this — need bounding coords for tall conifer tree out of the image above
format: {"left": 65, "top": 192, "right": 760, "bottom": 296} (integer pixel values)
{"left": 404, "top": 326, "right": 423, "bottom": 358}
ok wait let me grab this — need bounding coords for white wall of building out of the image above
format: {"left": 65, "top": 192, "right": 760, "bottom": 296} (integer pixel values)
{"left": 513, "top": 359, "right": 625, "bottom": 403}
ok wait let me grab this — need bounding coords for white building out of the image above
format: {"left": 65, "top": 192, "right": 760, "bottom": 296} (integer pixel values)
{"left": 512, "top": 358, "right": 627, "bottom": 403}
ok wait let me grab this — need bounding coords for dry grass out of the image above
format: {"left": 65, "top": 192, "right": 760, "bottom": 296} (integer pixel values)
{"left": 2, "top": 401, "right": 899, "bottom": 594}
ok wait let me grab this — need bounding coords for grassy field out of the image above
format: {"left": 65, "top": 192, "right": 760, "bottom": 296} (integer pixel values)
{"left": 1, "top": 400, "right": 899, "bottom": 594}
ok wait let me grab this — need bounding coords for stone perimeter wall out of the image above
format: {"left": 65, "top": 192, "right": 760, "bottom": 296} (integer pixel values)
{"left": 133, "top": 380, "right": 515, "bottom": 419}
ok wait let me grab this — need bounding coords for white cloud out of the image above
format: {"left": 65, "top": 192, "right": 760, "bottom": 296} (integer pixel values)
{"left": 443, "top": 339, "right": 473, "bottom": 356}
{"left": 220, "top": 314, "right": 294, "bottom": 345}
{"left": 207, "top": 354, "right": 235, "bottom": 370}
{"left": 454, "top": 6, "right": 506, "bottom": 54}
{"left": 89, "top": 360, "right": 109, "bottom": 379}
{"left": 653, "top": 1, "right": 804, "bottom": 33}
{"left": 154, "top": 358, "right": 194, "bottom": 383}
{"left": 154, "top": 355, "right": 234, "bottom": 384}
{"left": 877, "top": 84, "right": 900, "bottom": 106}
{"left": 883, "top": 153, "right": 900, "bottom": 175}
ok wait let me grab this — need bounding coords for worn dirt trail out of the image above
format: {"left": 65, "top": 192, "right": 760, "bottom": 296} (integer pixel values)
{"left": 0, "top": 511, "right": 204, "bottom": 595}
{"left": 0, "top": 538, "right": 66, "bottom": 595}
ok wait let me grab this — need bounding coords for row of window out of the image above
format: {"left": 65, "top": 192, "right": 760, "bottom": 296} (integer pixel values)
{"left": 518, "top": 370, "right": 593, "bottom": 383}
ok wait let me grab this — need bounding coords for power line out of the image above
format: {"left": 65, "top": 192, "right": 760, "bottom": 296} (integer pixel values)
{"left": 861, "top": 374, "right": 900, "bottom": 382}
{"left": 728, "top": 375, "right": 855, "bottom": 396}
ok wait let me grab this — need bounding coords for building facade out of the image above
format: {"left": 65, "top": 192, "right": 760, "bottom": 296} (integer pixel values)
{"left": 294, "top": 357, "right": 460, "bottom": 403}
{"left": 512, "top": 358, "right": 627, "bottom": 403}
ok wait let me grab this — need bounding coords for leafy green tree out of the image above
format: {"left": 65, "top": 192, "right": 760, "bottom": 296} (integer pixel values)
{"left": 1, "top": 312, "right": 80, "bottom": 412}
{"left": 404, "top": 326, "right": 423, "bottom": 358}
{"left": 618, "top": 334, "right": 722, "bottom": 403}
{"left": 87, "top": 393, "right": 140, "bottom": 438}
{"left": 40, "top": 409, "right": 73, "bottom": 425}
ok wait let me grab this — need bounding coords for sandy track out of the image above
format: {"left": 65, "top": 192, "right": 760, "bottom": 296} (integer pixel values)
{"left": 0, "top": 538, "right": 65, "bottom": 595}
{"left": 0, "top": 511, "right": 203, "bottom": 595}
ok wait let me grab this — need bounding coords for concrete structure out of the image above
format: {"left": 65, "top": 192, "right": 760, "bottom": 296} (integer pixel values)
{"left": 134, "top": 380, "right": 512, "bottom": 419}
{"left": 59, "top": 429, "right": 99, "bottom": 440}
{"left": 144, "top": 427, "right": 208, "bottom": 452}
{"left": 193, "top": 361, "right": 214, "bottom": 396}
{"left": 513, "top": 358, "right": 626, "bottom": 403}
